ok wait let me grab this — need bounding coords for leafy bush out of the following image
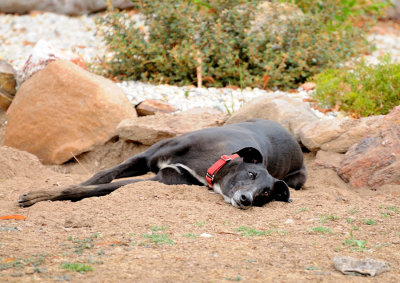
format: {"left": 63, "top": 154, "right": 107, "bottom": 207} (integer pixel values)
{"left": 311, "top": 55, "right": 400, "bottom": 117}
{"left": 95, "top": 0, "right": 377, "bottom": 89}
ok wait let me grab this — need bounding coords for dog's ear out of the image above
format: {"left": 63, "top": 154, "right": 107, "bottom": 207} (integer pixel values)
{"left": 235, "top": 147, "right": 263, "bottom": 164}
{"left": 271, "top": 180, "right": 291, "bottom": 203}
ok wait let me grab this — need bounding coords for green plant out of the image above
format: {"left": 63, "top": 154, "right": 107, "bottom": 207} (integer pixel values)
{"left": 284, "top": 0, "right": 390, "bottom": 24}
{"left": 320, "top": 214, "right": 339, "bottom": 223}
{"left": 225, "top": 275, "right": 243, "bottom": 281}
{"left": 296, "top": 207, "right": 309, "bottom": 213}
{"left": 195, "top": 221, "right": 205, "bottom": 227}
{"left": 344, "top": 230, "right": 367, "bottom": 251}
{"left": 387, "top": 206, "right": 399, "bottom": 213}
{"left": 348, "top": 207, "right": 359, "bottom": 214}
{"left": 305, "top": 265, "right": 322, "bottom": 271}
{"left": 183, "top": 233, "right": 197, "bottom": 239}
{"left": 363, "top": 219, "right": 376, "bottom": 225}
{"left": 95, "top": 0, "right": 371, "bottom": 89}
{"left": 64, "top": 233, "right": 101, "bottom": 256}
{"left": 311, "top": 226, "right": 332, "bottom": 234}
{"left": 142, "top": 233, "right": 175, "bottom": 245}
{"left": 236, "top": 226, "right": 268, "bottom": 237}
{"left": 61, "top": 262, "right": 93, "bottom": 273}
{"left": 0, "top": 254, "right": 47, "bottom": 271}
{"left": 312, "top": 55, "right": 400, "bottom": 117}
{"left": 150, "top": 225, "right": 169, "bottom": 232}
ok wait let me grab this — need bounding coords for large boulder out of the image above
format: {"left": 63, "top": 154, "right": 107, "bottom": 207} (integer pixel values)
{"left": 338, "top": 105, "right": 400, "bottom": 188}
{"left": 118, "top": 110, "right": 228, "bottom": 145}
{"left": 4, "top": 60, "right": 135, "bottom": 164}
{"left": 299, "top": 116, "right": 383, "bottom": 153}
{"left": 226, "top": 94, "right": 318, "bottom": 141}
{"left": 0, "top": 0, "right": 135, "bottom": 15}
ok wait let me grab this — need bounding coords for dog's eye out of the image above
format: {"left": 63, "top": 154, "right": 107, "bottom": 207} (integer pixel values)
{"left": 248, "top": 172, "right": 256, "bottom": 180}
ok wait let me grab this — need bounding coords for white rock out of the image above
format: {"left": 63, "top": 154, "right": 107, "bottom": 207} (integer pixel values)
{"left": 200, "top": 233, "right": 212, "bottom": 238}
{"left": 285, "top": 219, "right": 294, "bottom": 224}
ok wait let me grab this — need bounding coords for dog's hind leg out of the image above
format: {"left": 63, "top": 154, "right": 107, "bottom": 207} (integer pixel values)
{"left": 283, "top": 164, "right": 307, "bottom": 190}
{"left": 18, "top": 177, "right": 156, "bottom": 207}
{"left": 80, "top": 153, "right": 150, "bottom": 186}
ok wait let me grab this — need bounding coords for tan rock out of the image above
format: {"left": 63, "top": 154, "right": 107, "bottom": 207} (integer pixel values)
{"left": 4, "top": 60, "right": 136, "bottom": 164}
{"left": 118, "top": 110, "right": 228, "bottom": 145}
{"left": 299, "top": 116, "right": 383, "bottom": 153}
{"left": 314, "top": 150, "right": 345, "bottom": 170}
{"left": 226, "top": 94, "right": 318, "bottom": 141}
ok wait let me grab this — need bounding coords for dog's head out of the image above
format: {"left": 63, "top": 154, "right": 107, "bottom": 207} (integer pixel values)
{"left": 213, "top": 147, "right": 290, "bottom": 209}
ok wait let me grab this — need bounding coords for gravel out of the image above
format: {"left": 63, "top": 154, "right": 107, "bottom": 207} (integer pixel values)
{"left": 1, "top": 11, "right": 399, "bottom": 117}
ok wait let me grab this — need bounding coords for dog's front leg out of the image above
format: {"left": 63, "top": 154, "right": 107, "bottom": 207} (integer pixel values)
{"left": 80, "top": 154, "right": 149, "bottom": 186}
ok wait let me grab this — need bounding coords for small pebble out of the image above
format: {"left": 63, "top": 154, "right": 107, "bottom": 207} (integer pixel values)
{"left": 200, "top": 233, "right": 212, "bottom": 238}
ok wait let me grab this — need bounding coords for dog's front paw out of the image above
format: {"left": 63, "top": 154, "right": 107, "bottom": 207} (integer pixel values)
{"left": 18, "top": 191, "right": 54, "bottom": 207}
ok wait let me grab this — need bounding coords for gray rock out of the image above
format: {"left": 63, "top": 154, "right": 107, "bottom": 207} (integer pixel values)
{"left": 0, "top": 0, "right": 135, "bottom": 15}
{"left": 118, "top": 110, "right": 228, "bottom": 146}
{"left": 299, "top": 116, "right": 383, "bottom": 153}
{"left": 333, "top": 256, "right": 391, "bottom": 276}
{"left": 226, "top": 94, "right": 318, "bottom": 142}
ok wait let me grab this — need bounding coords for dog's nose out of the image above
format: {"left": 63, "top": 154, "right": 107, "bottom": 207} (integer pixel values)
{"left": 239, "top": 192, "right": 252, "bottom": 206}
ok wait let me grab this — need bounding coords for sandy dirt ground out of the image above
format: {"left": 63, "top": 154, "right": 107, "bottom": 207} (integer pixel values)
{"left": 0, "top": 115, "right": 399, "bottom": 282}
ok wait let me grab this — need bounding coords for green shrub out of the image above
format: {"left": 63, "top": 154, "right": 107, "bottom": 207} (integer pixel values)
{"left": 95, "top": 0, "right": 374, "bottom": 89}
{"left": 311, "top": 55, "right": 400, "bottom": 117}
{"left": 61, "top": 262, "right": 93, "bottom": 273}
{"left": 283, "top": 0, "right": 390, "bottom": 23}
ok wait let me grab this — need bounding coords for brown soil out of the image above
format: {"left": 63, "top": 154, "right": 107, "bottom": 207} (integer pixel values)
{"left": 0, "top": 114, "right": 399, "bottom": 282}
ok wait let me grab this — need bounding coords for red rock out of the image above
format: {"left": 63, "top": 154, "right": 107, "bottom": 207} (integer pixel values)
{"left": 5, "top": 60, "right": 136, "bottom": 164}
{"left": 338, "top": 106, "right": 400, "bottom": 188}
{"left": 135, "top": 99, "right": 177, "bottom": 116}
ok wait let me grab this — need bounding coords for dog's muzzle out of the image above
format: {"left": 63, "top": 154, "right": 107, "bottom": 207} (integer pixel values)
{"left": 232, "top": 190, "right": 253, "bottom": 209}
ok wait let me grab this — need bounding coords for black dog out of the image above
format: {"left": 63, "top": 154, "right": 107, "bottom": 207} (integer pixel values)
{"left": 18, "top": 119, "right": 306, "bottom": 209}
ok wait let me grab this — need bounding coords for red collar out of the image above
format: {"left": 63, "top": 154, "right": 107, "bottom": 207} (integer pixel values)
{"left": 206, "top": 154, "right": 240, "bottom": 188}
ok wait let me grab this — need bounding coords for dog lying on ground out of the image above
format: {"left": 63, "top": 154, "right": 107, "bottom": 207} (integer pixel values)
{"left": 18, "top": 119, "right": 306, "bottom": 209}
